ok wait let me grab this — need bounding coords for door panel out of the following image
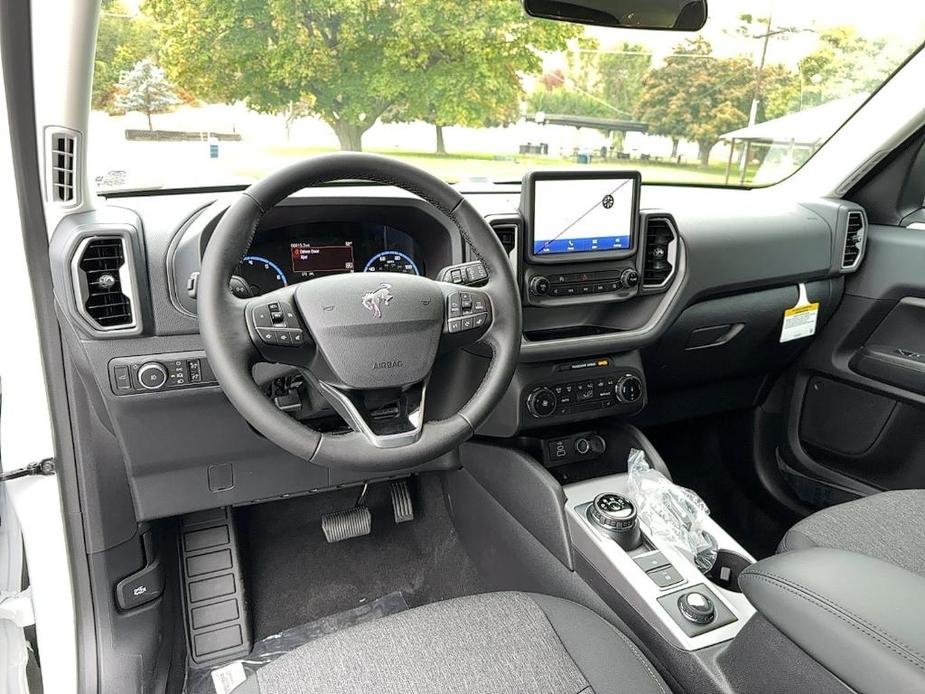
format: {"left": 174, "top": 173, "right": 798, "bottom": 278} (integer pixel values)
{"left": 780, "top": 223, "right": 925, "bottom": 497}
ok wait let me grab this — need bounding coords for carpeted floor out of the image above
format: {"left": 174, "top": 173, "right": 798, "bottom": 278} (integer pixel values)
{"left": 237, "top": 473, "right": 486, "bottom": 640}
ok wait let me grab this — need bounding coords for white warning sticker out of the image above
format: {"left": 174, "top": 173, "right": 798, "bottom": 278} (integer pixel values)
{"left": 211, "top": 660, "right": 247, "bottom": 694}
{"left": 780, "top": 283, "right": 819, "bottom": 343}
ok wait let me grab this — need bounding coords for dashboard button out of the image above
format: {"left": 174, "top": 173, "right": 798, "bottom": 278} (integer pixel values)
{"left": 114, "top": 365, "right": 132, "bottom": 392}
{"left": 526, "top": 387, "right": 557, "bottom": 418}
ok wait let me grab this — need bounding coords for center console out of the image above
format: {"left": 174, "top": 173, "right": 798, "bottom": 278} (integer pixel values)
{"left": 564, "top": 474, "right": 755, "bottom": 651}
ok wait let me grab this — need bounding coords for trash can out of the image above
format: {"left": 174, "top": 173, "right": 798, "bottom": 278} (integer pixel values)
{"left": 576, "top": 152, "right": 590, "bottom": 164}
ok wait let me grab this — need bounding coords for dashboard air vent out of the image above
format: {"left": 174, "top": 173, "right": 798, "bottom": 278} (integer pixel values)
{"left": 842, "top": 211, "right": 865, "bottom": 270}
{"left": 489, "top": 220, "right": 518, "bottom": 255}
{"left": 642, "top": 216, "right": 676, "bottom": 288}
{"left": 75, "top": 237, "right": 135, "bottom": 329}
{"left": 47, "top": 128, "right": 80, "bottom": 206}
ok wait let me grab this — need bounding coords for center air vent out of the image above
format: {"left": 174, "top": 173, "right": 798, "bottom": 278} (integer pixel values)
{"left": 46, "top": 128, "right": 80, "bottom": 206}
{"left": 73, "top": 236, "right": 136, "bottom": 330}
{"left": 488, "top": 219, "right": 518, "bottom": 255}
{"left": 642, "top": 216, "right": 676, "bottom": 288}
{"left": 842, "top": 210, "right": 865, "bottom": 270}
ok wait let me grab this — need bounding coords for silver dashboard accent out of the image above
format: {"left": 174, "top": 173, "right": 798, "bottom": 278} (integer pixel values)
{"left": 565, "top": 474, "right": 755, "bottom": 651}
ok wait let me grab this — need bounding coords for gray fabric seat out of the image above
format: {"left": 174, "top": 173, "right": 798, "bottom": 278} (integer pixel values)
{"left": 232, "top": 592, "right": 669, "bottom": 694}
{"left": 779, "top": 489, "right": 925, "bottom": 577}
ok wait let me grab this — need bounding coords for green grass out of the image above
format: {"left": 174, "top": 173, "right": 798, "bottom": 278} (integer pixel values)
{"left": 241, "top": 145, "right": 755, "bottom": 186}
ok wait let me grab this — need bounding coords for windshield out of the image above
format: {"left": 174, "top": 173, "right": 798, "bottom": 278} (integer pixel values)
{"left": 90, "top": 0, "right": 924, "bottom": 193}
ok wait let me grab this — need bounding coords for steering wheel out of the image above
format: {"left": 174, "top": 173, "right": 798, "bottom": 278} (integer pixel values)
{"left": 198, "top": 153, "right": 521, "bottom": 470}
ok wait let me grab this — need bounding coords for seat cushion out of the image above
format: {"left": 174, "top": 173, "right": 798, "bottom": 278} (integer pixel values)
{"left": 232, "top": 592, "right": 669, "bottom": 694}
{"left": 779, "top": 489, "right": 925, "bottom": 577}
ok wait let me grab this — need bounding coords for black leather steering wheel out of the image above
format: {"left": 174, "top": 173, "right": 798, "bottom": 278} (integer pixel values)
{"left": 198, "top": 153, "right": 521, "bottom": 470}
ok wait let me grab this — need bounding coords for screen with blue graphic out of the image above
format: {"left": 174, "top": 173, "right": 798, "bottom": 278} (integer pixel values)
{"left": 532, "top": 177, "right": 636, "bottom": 256}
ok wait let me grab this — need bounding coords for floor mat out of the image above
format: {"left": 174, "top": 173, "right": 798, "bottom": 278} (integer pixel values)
{"left": 237, "top": 473, "right": 486, "bottom": 640}
{"left": 184, "top": 592, "right": 409, "bottom": 694}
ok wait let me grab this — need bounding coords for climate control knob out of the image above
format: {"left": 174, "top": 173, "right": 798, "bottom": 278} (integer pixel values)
{"left": 529, "top": 276, "right": 550, "bottom": 296}
{"left": 615, "top": 375, "right": 643, "bottom": 404}
{"left": 526, "top": 387, "right": 557, "bottom": 418}
{"left": 137, "top": 362, "right": 168, "bottom": 390}
{"left": 620, "top": 268, "right": 640, "bottom": 288}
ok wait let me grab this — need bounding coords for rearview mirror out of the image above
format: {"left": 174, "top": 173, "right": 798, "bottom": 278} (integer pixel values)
{"left": 523, "top": 0, "right": 707, "bottom": 31}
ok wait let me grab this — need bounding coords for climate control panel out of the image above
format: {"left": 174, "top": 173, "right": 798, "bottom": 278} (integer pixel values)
{"left": 522, "top": 357, "right": 645, "bottom": 423}
{"left": 108, "top": 351, "right": 217, "bottom": 395}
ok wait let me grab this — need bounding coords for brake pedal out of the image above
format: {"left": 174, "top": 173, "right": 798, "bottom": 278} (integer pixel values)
{"left": 390, "top": 479, "right": 414, "bottom": 524}
{"left": 321, "top": 506, "right": 372, "bottom": 542}
{"left": 322, "top": 483, "right": 372, "bottom": 543}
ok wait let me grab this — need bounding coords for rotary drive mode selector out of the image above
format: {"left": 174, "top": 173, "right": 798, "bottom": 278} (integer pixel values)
{"left": 678, "top": 591, "right": 716, "bottom": 625}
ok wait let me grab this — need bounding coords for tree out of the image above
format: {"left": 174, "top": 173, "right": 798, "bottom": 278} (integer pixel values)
{"left": 798, "top": 26, "right": 895, "bottom": 108}
{"left": 93, "top": 0, "right": 155, "bottom": 111}
{"left": 145, "top": 0, "right": 577, "bottom": 152}
{"left": 638, "top": 39, "right": 754, "bottom": 166}
{"left": 383, "top": 1, "right": 578, "bottom": 154}
{"left": 115, "top": 59, "right": 180, "bottom": 130}
{"left": 598, "top": 43, "right": 651, "bottom": 120}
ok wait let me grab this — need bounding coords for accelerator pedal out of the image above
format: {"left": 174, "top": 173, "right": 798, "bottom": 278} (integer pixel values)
{"left": 322, "top": 483, "right": 372, "bottom": 543}
{"left": 390, "top": 479, "right": 414, "bottom": 524}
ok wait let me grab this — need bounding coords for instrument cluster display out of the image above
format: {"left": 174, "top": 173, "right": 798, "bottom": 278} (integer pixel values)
{"left": 234, "top": 221, "right": 424, "bottom": 296}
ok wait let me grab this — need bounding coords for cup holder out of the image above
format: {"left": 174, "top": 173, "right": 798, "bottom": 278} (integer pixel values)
{"left": 702, "top": 549, "right": 753, "bottom": 593}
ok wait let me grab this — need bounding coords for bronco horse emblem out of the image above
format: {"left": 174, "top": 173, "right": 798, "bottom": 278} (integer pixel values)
{"left": 361, "top": 282, "right": 394, "bottom": 319}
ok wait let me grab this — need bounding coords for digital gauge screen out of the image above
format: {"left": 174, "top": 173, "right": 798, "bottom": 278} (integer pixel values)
{"left": 290, "top": 243, "right": 355, "bottom": 278}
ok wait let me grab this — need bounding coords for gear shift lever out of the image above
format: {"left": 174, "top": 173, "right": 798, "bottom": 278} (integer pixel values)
{"left": 587, "top": 493, "right": 643, "bottom": 551}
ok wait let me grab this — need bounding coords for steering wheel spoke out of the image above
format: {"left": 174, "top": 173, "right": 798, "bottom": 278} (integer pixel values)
{"left": 312, "top": 378, "right": 427, "bottom": 449}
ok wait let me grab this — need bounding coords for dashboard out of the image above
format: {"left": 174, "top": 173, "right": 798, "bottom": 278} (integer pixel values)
{"left": 234, "top": 221, "right": 425, "bottom": 296}
{"left": 47, "top": 176, "right": 869, "bottom": 521}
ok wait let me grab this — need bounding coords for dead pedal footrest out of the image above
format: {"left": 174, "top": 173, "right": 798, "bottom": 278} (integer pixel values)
{"left": 180, "top": 507, "right": 252, "bottom": 666}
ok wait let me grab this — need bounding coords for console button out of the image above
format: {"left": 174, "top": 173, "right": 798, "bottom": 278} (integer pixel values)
{"left": 616, "top": 375, "right": 643, "bottom": 403}
{"left": 648, "top": 565, "right": 684, "bottom": 588}
{"left": 634, "top": 551, "right": 671, "bottom": 572}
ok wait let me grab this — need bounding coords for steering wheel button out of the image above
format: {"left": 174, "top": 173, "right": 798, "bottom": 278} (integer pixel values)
{"left": 258, "top": 329, "right": 277, "bottom": 345}
{"left": 288, "top": 329, "right": 305, "bottom": 346}
{"left": 270, "top": 310, "right": 285, "bottom": 324}
{"left": 461, "top": 317, "right": 474, "bottom": 331}
{"left": 276, "top": 329, "right": 292, "bottom": 345}
{"left": 448, "top": 294, "right": 461, "bottom": 317}
{"left": 448, "top": 318, "right": 462, "bottom": 333}
{"left": 473, "top": 313, "right": 487, "bottom": 328}
{"left": 253, "top": 307, "right": 272, "bottom": 328}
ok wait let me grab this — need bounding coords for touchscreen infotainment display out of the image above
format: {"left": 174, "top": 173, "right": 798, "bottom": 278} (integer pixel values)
{"left": 527, "top": 172, "right": 639, "bottom": 259}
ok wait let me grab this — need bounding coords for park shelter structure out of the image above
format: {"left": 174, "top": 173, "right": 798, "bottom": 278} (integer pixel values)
{"left": 720, "top": 94, "right": 867, "bottom": 185}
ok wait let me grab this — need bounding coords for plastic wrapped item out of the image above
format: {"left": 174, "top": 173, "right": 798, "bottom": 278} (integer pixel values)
{"left": 626, "top": 448, "right": 718, "bottom": 571}
{"left": 185, "top": 591, "right": 409, "bottom": 694}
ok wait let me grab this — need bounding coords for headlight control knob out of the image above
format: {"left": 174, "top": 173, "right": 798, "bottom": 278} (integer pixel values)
{"left": 137, "top": 362, "right": 168, "bottom": 390}
{"left": 620, "top": 268, "right": 640, "bottom": 288}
